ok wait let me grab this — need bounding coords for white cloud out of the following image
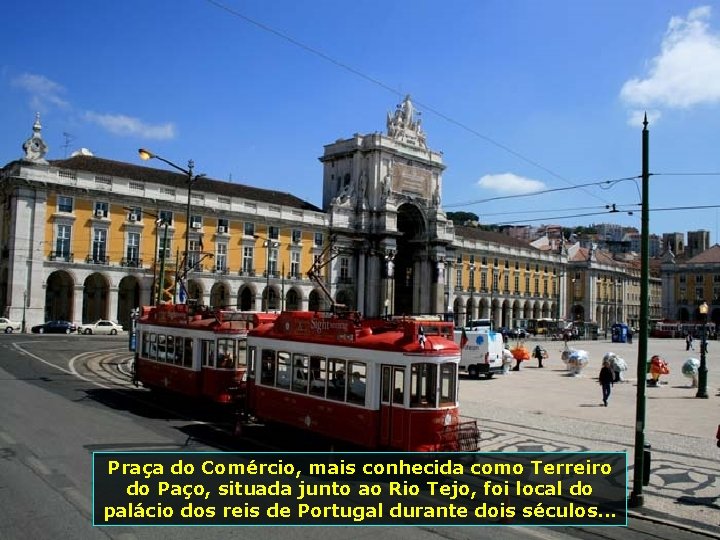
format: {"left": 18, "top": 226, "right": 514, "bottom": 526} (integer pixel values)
{"left": 12, "top": 73, "right": 69, "bottom": 110}
{"left": 626, "top": 109, "right": 662, "bottom": 127}
{"left": 620, "top": 6, "right": 720, "bottom": 108}
{"left": 477, "top": 173, "right": 546, "bottom": 194}
{"left": 84, "top": 112, "right": 176, "bottom": 140}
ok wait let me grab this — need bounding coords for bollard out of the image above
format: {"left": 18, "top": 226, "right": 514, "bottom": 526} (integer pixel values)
{"left": 642, "top": 444, "right": 652, "bottom": 486}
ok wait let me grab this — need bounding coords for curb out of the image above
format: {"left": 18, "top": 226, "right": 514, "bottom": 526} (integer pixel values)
{"left": 629, "top": 508, "right": 720, "bottom": 539}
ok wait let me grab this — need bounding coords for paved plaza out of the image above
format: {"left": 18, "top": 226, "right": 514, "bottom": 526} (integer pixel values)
{"left": 457, "top": 335, "right": 720, "bottom": 534}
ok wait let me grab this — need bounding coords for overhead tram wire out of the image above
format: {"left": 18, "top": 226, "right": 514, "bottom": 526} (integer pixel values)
{"left": 202, "top": 0, "right": 611, "bottom": 205}
{"left": 443, "top": 175, "right": 640, "bottom": 209}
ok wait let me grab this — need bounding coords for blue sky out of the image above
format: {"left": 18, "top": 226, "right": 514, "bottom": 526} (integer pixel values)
{"left": 2, "top": 0, "right": 720, "bottom": 239}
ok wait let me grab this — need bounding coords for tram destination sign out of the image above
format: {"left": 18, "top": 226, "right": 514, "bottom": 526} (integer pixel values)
{"left": 93, "top": 451, "right": 627, "bottom": 527}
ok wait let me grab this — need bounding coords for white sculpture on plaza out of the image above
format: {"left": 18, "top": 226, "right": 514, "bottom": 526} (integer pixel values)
{"left": 603, "top": 352, "right": 627, "bottom": 382}
{"left": 562, "top": 348, "right": 589, "bottom": 376}
{"left": 682, "top": 358, "right": 700, "bottom": 388}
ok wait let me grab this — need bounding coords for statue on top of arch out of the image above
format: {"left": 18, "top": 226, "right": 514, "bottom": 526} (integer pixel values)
{"left": 386, "top": 95, "right": 427, "bottom": 148}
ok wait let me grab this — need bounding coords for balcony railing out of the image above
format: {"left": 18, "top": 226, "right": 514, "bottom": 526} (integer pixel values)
{"left": 120, "top": 257, "right": 143, "bottom": 268}
{"left": 287, "top": 272, "right": 303, "bottom": 280}
{"left": 239, "top": 269, "right": 256, "bottom": 277}
{"left": 263, "top": 271, "right": 281, "bottom": 278}
{"left": 49, "top": 251, "right": 74, "bottom": 262}
{"left": 86, "top": 255, "right": 110, "bottom": 265}
{"left": 213, "top": 266, "right": 230, "bottom": 275}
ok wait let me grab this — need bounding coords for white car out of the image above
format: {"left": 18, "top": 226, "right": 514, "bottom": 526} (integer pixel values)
{"left": 78, "top": 320, "right": 124, "bottom": 335}
{"left": 0, "top": 317, "right": 21, "bottom": 334}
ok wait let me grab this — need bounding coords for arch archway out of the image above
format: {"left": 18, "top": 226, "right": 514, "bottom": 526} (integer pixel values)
{"left": 46, "top": 270, "right": 75, "bottom": 321}
{"left": 82, "top": 273, "right": 109, "bottom": 323}
{"left": 309, "top": 289, "right": 324, "bottom": 312}
{"left": 117, "top": 276, "right": 140, "bottom": 329}
{"left": 572, "top": 304, "right": 585, "bottom": 321}
{"left": 210, "top": 282, "right": 230, "bottom": 309}
{"left": 238, "top": 285, "right": 255, "bottom": 311}
{"left": 285, "top": 288, "right": 301, "bottom": 311}
{"left": 394, "top": 203, "right": 427, "bottom": 315}
{"left": 263, "top": 286, "right": 280, "bottom": 312}
{"left": 187, "top": 279, "right": 203, "bottom": 305}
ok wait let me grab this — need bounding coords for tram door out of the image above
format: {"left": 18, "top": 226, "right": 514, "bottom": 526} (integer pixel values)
{"left": 379, "top": 365, "right": 406, "bottom": 448}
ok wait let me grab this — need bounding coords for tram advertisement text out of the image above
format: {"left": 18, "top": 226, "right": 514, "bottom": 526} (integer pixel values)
{"left": 93, "top": 451, "right": 626, "bottom": 526}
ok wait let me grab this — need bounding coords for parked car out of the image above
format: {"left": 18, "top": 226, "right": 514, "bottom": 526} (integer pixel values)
{"left": 31, "top": 320, "right": 77, "bottom": 334}
{"left": 0, "top": 317, "right": 22, "bottom": 333}
{"left": 78, "top": 320, "right": 124, "bottom": 335}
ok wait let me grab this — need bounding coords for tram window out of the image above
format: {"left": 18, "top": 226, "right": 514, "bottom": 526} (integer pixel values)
{"left": 276, "top": 351, "right": 291, "bottom": 389}
{"left": 157, "top": 335, "right": 167, "bottom": 362}
{"left": 347, "top": 362, "right": 367, "bottom": 405}
{"left": 292, "top": 354, "right": 309, "bottom": 393}
{"left": 149, "top": 333, "right": 157, "bottom": 360}
{"left": 183, "top": 338, "right": 193, "bottom": 368}
{"left": 217, "top": 338, "right": 236, "bottom": 369}
{"left": 439, "top": 364, "right": 457, "bottom": 405}
{"left": 381, "top": 366, "right": 391, "bottom": 403}
{"left": 327, "top": 358, "right": 346, "bottom": 401}
{"left": 201, "top": 340, "right": 215, "bottom": 367}
{"left": 309, "top": 356, "right": 327, "bottom": 398}
{"left": 393, "top": 369, "right": 405, "bottom": 405}
{"left": 410, "top": 363, "right": 437, "bottom": 408}
{"left": 260, "top": 349, "right": 276, "bottom": 385}
{"left": 247, "top": 347, "right": 257, "bottom": 380}
{"left": 167, "top": 336, "right": 182, "bottom": 366}
{"left": 141, "top": 332, "right": 149, "bottom": 357}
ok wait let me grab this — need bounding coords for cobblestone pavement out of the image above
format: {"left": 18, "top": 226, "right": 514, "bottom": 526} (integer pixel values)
{"left": 458, "top": 336, "right": 720, "bottom": 535}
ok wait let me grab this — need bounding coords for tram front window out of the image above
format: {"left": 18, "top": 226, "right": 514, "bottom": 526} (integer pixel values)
{"left": 410, "top": 363, "right": 437, "bottom": 408}
{"left": 217, "top": 339, "right": 236, "bottom": 369}
{"left": 292, "top": 354, "right": 309, "bottom": 393}
{"left": 327, "top": 358, "right": 346, "bottom": 401}
{"left": 393, "top": 369, "right": 404, "bottom": 405}
{"left": 439, "top": 363, "right": 457, "bottom": 406}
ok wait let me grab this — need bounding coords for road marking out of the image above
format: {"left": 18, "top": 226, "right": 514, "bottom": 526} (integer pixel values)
{"left": 0, "top": 431, "right": 16, "bottom": 445}
{"left": 61, "top": 486, "right": 92, "bottom": 516}
{"left": 26, "top": 455, "right": 52, "bottom": 476}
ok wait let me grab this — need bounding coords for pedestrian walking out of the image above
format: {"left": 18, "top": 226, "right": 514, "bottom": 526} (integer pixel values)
{"left": 599, "top": 360, "right": 614, "bottom": 406}
{"left": 686, "top": 333, "right": 694, "bottom": 351}
{"left": 627, "top": 328, "right": 633, "bottom": 344}
{"left": 533, "top": 345, "right": 545, "bottom": 368}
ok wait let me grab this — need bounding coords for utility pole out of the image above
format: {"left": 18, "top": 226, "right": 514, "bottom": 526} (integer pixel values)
{"left": 630, "top": 113, "right": 650, "bottom": 507}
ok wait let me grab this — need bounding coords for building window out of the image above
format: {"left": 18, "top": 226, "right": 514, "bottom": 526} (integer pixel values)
{"left": 292, "top": 229, "right": 302, "bottom": 243}
{"left": 514, "top": 275, "right": 519, "bottom": 292}
{"left": 126, "top": 232, "right": 140, "bottom": 266}
{"left": 456, "top": 257, "right": 462, "bottom": 288}
{"left": 58, "top": 196, "right": 73, "bottom": 213}
{"left": 216, "top": 244, "right": 227, "bottom": 272}
{"left": 291, "top": 251, "right": 301, "bottom": 278}
{"left": 190, "top": 215, "right": 203, "bottom": 229}
{"left": 159, "top": 235, "right": 171, "bottom": 261}
{"left": 504, "top": 274, "right": 509, "bottom": 291}
{"left": 534, "top": 277, "right": 539, "bottom": 295}
{"left": 339, "top": 257, "right": 350, "bottom": 282}
{"left": 92, "top": 229, "right": 107, "bottom": 262}
{"left": 244, "top": 222, "right": 255, "bottom": 237}
{"left": 480, "top": 271, "right": 487, "bottom": 290}
{"left": 55, "top": 224, "right": 71, "bottom": 259}
{"left": 314, "top": 232, "right": 323, "bottom": 247}
{"left": 127, "top": 206, "right": 142, "bottom": 221}
{"left": 268, "top": 246, "right": 278, "bottom": 276}
{"left": 525, "top": 276, "right": 530, "bottom": 293}
{"left": 94, "top": 202, "right": 109, "bottom": 218}
{"left": 217, "top": 218, "right": 229, "bottom": 233}
{"left": 481, "top": 256, "right": 487, "bottom": 266}
{"left": 159, "top": 210, "right": 173, "bottom": 225}
{"left": 242, "top": 247, "right": 254, "bottom": 274}
{"left": 268, "top": 226, "right": 279, "bottom": 240}
{"left": 493, "top": 258, "right": 498, "bottom": 267}
{"left": 188, "top": 239, "right": 202, "bottom": 270}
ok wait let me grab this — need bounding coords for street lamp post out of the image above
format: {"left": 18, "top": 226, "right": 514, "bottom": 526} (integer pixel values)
{"left": 22, "top": 290, "right": 27, "bottom": 334}
{"left": 138, "top": 149, "right": 198, "bottom": 302}
{"left": 696, "top": 301, "right": 709, "bottom": 398}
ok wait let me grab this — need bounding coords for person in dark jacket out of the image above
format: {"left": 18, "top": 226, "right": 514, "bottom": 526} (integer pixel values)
{"left": 599, "top": 361, "right": 614, "bottom": 406}
{"left": 533, "top": 345, "right": 544, "bottom": 368}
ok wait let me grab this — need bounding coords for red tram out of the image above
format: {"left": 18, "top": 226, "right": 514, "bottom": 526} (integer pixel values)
{"left": 133, "top": 304, "right": 276, "bottom": 403}
{"left": 133, "top": 304, "right": 473, "bottom": 451}
{"left": 245, "top": 311, "right": 465, "bottom": 451}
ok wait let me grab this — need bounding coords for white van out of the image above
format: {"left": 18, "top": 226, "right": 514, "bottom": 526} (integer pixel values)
{"left": 453, "top": 328, "right": 505, "bottom": 379}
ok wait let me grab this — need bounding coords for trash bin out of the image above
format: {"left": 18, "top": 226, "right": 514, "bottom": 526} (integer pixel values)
{"left": 643, "top": 444, "right": 652, "bottom": 486}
